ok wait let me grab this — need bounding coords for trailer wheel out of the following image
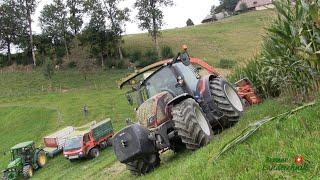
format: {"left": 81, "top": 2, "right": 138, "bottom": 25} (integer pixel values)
{"left": 89, "top": 148, "right": 100, "bottom": 158}
{"left": 171, "top": 98, "right": 213, "bottom": 150}
{"left": 100, "top": 141, "right": 107, "bottom": 149}
{"left": 22, "top": 165, "right": 33, "bottom": 179}
{"left": 209, "top": 77, "right": 244, "bottom": 128}
{"left": 126, "top": 153, "right": 160, "bottom": 176}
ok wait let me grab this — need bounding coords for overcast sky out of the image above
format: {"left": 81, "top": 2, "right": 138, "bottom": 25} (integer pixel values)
{"left": 33, "top": 0, "right": 220, "bottom": 35}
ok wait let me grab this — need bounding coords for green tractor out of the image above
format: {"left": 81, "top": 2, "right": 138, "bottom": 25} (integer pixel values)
{"left": 2, "top": 141, "right": 47, "bottom": 180}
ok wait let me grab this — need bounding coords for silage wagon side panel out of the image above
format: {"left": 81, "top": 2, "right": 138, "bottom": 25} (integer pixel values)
{"left": 92, "top": 119, "right": 113, "bottom": 141}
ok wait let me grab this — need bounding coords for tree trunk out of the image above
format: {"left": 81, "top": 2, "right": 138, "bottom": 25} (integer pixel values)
{"left": 151, "top": 1, "right": 161, "bottom": 58}
{"left": 154, "top": 36, "right": 161, "bottom": 58}
{"left": 64, "top": 34, "right": 69, "bottom": 62}
{"left": 101, "top": 53, "right": 104, "bottom": 67}
{"left": 7, "top": 42, "right": 11, "bottom": 65}
{"left": 118, "top": 45, "right": 123, "bottom": 60}
{"left": 26, "top": 2, "right": 36, "bottom": 66}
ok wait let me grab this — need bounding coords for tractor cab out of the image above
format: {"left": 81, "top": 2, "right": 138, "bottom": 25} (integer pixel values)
{"left": 10, "top": 141, "right": 35, "bottom": 164}
{"left": 126, "top": 59, "right": 201, "bottom": 109}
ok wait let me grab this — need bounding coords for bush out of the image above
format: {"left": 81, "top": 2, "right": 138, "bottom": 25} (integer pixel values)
{"left": 137, "top": 49, "right": 159, "bottom": 67}
{"left": 218, "top": 59, "right": 236, "bottom": 69}
{"left": 68, "top": 61, "right": 77, "bottom": 68}
{"left": 43, "top": 59, "right": 54, "bottom": 80}
{"left": 239, "top": 3, "right": 248, "bottom": 12}
{"left": 161, "top": 45, "right": 174, "bottom": 59}
{"left": 35, "top": 58, "right": 43, "bottom": 66}
{"left": 186, "top": 18, "right": 194, "bottom": 26}
{"left": 129, "top": 50, "right": 142, "bottom": 62}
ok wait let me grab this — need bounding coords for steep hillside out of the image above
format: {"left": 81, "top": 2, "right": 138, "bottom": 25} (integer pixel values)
{"left": 124, "top": 10, "right": 275, "bottom": 66}
{"left": 2, "top": 9, "right": 317, "bottom": 180}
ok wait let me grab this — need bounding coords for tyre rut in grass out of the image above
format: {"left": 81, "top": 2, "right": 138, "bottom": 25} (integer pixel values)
{"left": 126, "top": 153, "right": 160, "bottom": 176}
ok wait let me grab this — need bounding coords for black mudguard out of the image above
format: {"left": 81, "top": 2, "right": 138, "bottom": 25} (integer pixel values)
{"left": 113, "top": 124, "right": 156, "bottom": 163}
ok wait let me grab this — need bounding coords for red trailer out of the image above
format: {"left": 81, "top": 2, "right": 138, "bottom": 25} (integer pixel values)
{"left": 63, "top": 119, "right": 114, "bottom": 162}
{"left": 43, "top": 126, "right": 75, "bottom": 157}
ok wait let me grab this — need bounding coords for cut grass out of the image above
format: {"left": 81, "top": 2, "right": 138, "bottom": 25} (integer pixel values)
{"left": 0, "top": 70, "right": 319, "bottom": 179}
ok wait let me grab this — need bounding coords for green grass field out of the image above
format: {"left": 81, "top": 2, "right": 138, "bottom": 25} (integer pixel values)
{"left": 124, "top": 10, "right": 275, "bottom": 66}
{"left": 0, "top": 9, "right": 319, "bottom": 179}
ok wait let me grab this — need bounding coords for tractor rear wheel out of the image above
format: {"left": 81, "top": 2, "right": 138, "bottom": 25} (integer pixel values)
{"left": 209, "top": 77, "right": 244, "bottom": 128}
{"left": 89, "top": 148, "right": 100, "bottom": 158}
{"left": 22, "top": 165, "right": 33, "bottom": 179}
{"left": 36, "top": 150, "right": 47, "bottom": 168}
{"left": 126, "top": 153, "right": 160, "bottom": 176}
{"left": 171, "top": 98, "right": 213, "bottom": 150}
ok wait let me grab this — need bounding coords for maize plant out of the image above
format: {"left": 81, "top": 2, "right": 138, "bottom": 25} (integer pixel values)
{"left": 232, "top": 0, "right": 320, "bottom": 99}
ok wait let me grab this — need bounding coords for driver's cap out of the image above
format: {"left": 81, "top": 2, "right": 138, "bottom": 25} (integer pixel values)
{"left": 182, "top": 44, "right": 188, "bottom": 50}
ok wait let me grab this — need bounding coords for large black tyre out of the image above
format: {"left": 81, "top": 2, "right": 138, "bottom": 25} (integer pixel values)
{"left": 209, "top": 77, "right": 244, "bottom": 128}
{"left": 126, "top": 153, "right": 160, "bottom": 176}
{"left": 36, "top": 150, "right": 47, "bottom": 168}
{"left": 22, "top": 165, "right": 33, "bottom": 179}
{"left": 171, "top": 98, "right": 213, "bottom": 150}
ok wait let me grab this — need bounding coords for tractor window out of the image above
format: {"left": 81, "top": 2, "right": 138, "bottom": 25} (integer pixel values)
{"left": 173, "top": 62, "right": 199, "bottom": 93}
{"left": 145, "top": 66, "right": 184, "bottom": 97}
{"left": 83, "top": 134, "right": 90, "bottom": 143}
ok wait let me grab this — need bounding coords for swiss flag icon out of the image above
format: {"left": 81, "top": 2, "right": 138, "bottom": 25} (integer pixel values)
{"left": 294, "top": 155, "right": 304, "bottom": 165}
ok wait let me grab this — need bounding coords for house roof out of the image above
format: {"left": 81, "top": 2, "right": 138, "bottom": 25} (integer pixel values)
{"left": 235, "top": 0, "right": 273, "bottom": 11}
{"left": 201, "top": 12, "right": 228, "bottom": 23}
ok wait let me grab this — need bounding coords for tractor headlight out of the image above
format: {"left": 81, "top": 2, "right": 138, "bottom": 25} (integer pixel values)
{"left": 79, "top": 151, "right": 83, "bottom": 155}
{"left": 148, "top": 115, "right": 156, "bottom": 126}
{"left": 64, "top": 154, "right": 68, "bottom": 158}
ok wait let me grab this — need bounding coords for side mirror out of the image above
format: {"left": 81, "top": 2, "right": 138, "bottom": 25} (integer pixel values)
{"left": 126, "top": 94, "right": 133, "bottom": 106}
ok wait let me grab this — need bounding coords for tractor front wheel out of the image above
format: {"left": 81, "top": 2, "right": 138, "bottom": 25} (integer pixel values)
{"left": 22, "top": 165, "right": 33, "bottom": 179}
{"left": 36, "top": 150, "right": 47, "bottom": 168}
{"left": 171, "top": 98, "right": 213, "bottom": 150}
{"left": 209, "top": 77, "right": 244, "bottom": 128}
{"left": 126, "top": 153, "right": 160, "bottom": 176}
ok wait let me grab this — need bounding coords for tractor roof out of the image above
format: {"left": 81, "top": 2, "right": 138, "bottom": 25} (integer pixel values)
{"left": 118, "top": 57, "right": 219, "bottom": 89}
{"left": 11, "top": 141, "right": 34, "bottom": 150}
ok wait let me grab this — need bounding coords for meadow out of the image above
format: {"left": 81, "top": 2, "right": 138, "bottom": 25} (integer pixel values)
{"left": 0, "top": 9, "right": 319, "bottom": 179}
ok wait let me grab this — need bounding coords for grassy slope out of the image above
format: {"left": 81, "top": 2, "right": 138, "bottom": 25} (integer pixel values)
{"left": 1, "top": 9, "right": 318, "bottom": 179}
{"left": 124, "top": 10, "right": 275, "bottom": 66}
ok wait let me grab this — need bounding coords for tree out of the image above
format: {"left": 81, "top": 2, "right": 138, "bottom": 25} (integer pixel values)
{"left": 239, "top": 3, "right": 248, "bottom": 12}
{"left": 186, "top": 18, "right": 194, "bottom": 26}
{"left": 33, "top": 34, "right": 53, "bottom": 64}
{"left": 0, "top": 0, "right": 21, "bottom": 64}
{"left": 18, "top": 0, "right": 37, "bottom": 66}
{"left": 134, "top": 0, "right": 173, "bottom": 58}
{"left": 67, "top": 0, "right": 84, "bottom": 35}
{"left": 80, "top": 4, "right": 116, "bottom": 67}
{"left": 210, "top": 5, "right": 216, "bottom": 15}
{"left": 103, "top": 0, "right": 129, "bottom": 60}
{"left": 215, "top": 0, "right": 239, "bottom": 13}
{"left": 39, "top": 0, "right": 70, "bottom": 62}
{"left": 85, "top": 0, "right": 129, "bottom": 60}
